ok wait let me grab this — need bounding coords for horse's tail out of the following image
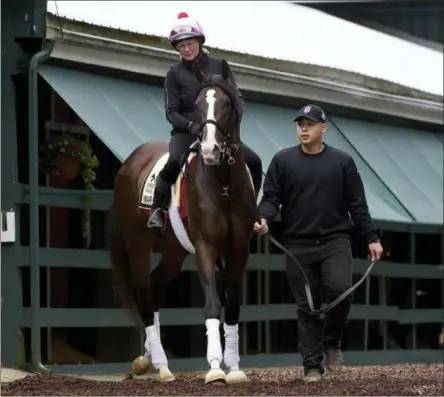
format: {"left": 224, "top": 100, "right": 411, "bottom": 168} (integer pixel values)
{"left": 108, "top": 207, "right": 142, "bottom": 327}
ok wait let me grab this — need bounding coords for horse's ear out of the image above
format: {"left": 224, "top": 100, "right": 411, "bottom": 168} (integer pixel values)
{"left": 192, "top": 63, "right": 203, "bottom": 83}
{"left": 221, "top": 59, "right": 230, "bottom": 80}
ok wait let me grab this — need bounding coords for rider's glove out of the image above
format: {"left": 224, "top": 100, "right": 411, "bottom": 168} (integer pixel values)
{"left": 187, "top": 121, "right": 202, "bottom": 137}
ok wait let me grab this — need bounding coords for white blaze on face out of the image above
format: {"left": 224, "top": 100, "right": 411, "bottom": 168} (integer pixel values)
{"left": 201, "top": 89, "right": 217, "bottom": 157}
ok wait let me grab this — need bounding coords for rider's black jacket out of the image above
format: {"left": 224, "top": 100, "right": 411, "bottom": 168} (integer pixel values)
{"left": 164, "top": 54, "right": 243, "bottom": 135}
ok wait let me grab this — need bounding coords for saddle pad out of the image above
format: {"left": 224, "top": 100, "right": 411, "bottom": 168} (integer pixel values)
{"left": 169, "top": 184, "right": 195, "bottom": 254}
{"left": 173, "top": 152, "right": 197, "bottom": 208}
{"left": 139, "top": 153, "right": 169, "bottom": 210}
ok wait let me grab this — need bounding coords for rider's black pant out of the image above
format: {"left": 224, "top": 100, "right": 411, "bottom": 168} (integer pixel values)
{"left": 159, "top": 132, "right": 195, "bottom": 184}
{"left": 284, "top": 236, "right": 353, "bottom": 373}
{"left": 159, "top": 131, "right": 263, "bottom": 195}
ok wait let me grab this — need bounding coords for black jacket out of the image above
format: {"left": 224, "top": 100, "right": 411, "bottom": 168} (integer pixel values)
{"left": 258, "top": 144, "right": 379, "bottom": 246}
{"left": 164, "top": 54, "right": 243, "bottom": 134}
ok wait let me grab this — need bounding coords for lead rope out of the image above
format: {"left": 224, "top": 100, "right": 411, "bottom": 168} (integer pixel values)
{"left": 266, "top": 231, "right": 376, "bottom": 314}
{"left": 256, "top": 166, "right": 377, "bottom": 313}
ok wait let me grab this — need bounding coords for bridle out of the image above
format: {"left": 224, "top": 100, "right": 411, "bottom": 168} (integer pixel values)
{"left": 199, "top": 119, "right": 242, "bottom": 166}
{"left": 195, "top": 84, "right": 248, "bottom": 199}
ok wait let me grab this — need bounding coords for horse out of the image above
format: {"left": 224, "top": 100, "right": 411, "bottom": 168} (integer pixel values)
{"left": 108, "top": 59, "right": 258, "bottom": 385}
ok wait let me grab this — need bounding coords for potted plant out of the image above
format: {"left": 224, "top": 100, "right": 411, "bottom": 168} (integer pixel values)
{"left": 40, "top": 132, "right": 100, "bottom": 245}
{"left": 40, "top": 132, "right": 100, "bottom": 186}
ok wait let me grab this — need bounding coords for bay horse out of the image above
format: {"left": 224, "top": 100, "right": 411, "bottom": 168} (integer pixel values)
{"left": 109, "top": 59, "right": 258, "bottom": 385}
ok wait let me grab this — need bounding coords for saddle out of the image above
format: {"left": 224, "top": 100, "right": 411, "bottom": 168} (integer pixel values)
{"left": 138, "top": 140, "right": 199, "bottom": 211}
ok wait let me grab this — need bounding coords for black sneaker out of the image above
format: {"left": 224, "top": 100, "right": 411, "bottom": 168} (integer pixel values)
{"left": 325, "top": 346, "right": 344, "bottom": 373}
{"left": 304, "top": 369, "right": 322, "bottom": 383}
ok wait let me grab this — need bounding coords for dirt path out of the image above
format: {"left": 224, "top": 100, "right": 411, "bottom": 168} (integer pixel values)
{"left": 1, "top": 364, "right": 442, "bottom": 396}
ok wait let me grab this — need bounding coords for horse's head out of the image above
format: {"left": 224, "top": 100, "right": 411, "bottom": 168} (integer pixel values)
{"left": 193, "top": 59, "right": 241, "bottom": 166}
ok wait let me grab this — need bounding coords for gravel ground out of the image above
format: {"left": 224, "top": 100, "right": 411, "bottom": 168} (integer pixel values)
{"left": 1, "top": 364, "right": 442, "bottom": 396}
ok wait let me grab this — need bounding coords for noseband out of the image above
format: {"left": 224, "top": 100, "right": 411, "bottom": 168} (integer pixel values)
{"left": 199, "top": 119, "right": 241, "bottom": 166}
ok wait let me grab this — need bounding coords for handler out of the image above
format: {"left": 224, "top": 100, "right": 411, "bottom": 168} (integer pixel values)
{"left": 254, "top": 104, "right": 383, "bottom": 382}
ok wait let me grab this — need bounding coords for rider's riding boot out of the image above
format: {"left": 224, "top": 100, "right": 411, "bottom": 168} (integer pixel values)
{"left": 147, "top": 176, "right": 171, "bottom": 229}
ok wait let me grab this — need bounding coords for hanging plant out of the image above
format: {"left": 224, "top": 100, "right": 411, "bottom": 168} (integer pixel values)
{"left": 40, "top": 133, "right": 100, "bottom": 245}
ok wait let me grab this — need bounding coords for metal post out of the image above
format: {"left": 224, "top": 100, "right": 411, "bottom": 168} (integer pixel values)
{"left": 45, "top": 93, "right": 54, "bottom": 367}
{"left": 364, "top": 275, "right": 370, "bottom": 350}
{"left": 264, "top": 235, "right": 271, "bottom": 354}
{"left": 256, "top": 231, "right": 262, "bottom": 254}
{"left": 410, "top": 232, "right": 417, "bottom": 350}
{"left": 382, "top": 277, "right": 387, "bottom": 350}
{"left": 378, "top": 276, "right": 387, "bottom": 350}
{"left": 28, "top": 41, "right": 54, "bottom": 373}
{"left": 257, "top": 271, "right": 262, "bottom": 352}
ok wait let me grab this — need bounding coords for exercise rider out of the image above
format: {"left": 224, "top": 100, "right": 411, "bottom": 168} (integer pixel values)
{"left": 147, "top": 12, "right": 263, "bottom": 229}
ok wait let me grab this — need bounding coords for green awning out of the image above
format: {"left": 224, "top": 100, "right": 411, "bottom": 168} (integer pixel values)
{"left": 38, "top": 65, "right": 170, "bottom": 162}
{"left": 38, "top": 65, "right": 440, "bottom": 225}
{"left": 241, "top": 102, "right": 414, "bottom": 224}
{"left": 332, "top": 117, "right": 443, "bottom": 225}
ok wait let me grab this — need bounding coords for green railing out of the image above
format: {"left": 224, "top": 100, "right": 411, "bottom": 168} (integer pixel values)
{"left": 15, "top": 183, "right": 444, "bottom": 373}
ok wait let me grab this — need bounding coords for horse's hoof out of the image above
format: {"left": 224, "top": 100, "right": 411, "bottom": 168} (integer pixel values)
{"left": 132, "top": 355, "right": 151, "bottom": 375}
{"left": 226, "top": 370, "right": 247, "bottom": 384}
{"left": 159, "top": 366, "right": 175, "bottom": 382}
{"left": 205, "top": 368, "right": 226, "bottom": 385}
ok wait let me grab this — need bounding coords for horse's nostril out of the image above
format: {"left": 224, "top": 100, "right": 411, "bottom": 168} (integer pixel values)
{"left": 202, "top": 143, "right": 222, "bottom": 162}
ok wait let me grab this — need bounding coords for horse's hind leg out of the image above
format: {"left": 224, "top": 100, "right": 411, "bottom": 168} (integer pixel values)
{"left": 223, "top": 247, "right": 249, "bottom": 385}
{"left": 195, "top": 238, "right": 226, "bottom": 385}
{"left": 124, "top": 229, "right": 174, "bottom": 382}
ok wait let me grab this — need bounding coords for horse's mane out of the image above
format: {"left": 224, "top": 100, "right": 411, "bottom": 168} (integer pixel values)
{"left": 198, "top": 74, "right": 239, "bottom": 107}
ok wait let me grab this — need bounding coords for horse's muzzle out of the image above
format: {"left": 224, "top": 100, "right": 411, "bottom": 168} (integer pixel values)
{"left": 201, "top": 143, "right": 223, "bottom": 166}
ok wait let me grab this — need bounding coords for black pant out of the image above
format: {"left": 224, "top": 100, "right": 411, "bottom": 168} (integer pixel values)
{"left": 285, "top": 237, "right": 353, "bottom": 372}
{"left": 159, "top": 132, "right": 263, "bottom": 193}
{"left": 159, "top": 132, "right": 195, "bottom": 184}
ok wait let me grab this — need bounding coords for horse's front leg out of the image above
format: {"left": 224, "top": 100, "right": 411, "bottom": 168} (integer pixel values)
{"left": 223, "top": 247, "right": 249, "bottom": 385}
{"left": 195, "top": 238, "right": 226, "bottom": 385}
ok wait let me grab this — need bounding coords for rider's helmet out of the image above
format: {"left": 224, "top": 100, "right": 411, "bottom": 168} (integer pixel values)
{"left": 168, "top": 12, "right": 206, "bottom": 50}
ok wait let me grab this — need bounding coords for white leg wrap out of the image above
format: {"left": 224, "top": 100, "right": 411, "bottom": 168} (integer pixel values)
{"left": 145, "top": 325, "right": 168, "bottom": 370}
{"left": 144, "top": 312, "right": 160, "bottom": 357}
{"left": 223, "top": 323, "right": 240, "bottom": 371}
{"left": 206, "top": 319, "right": 223, "bottom": 369}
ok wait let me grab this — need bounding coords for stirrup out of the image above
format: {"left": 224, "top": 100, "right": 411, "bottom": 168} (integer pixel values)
{"left": 147, "top": 208, "right": 166, "bottom": 229}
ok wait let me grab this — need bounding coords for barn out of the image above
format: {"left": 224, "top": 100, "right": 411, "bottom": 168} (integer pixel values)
{"left": 2, "top": 0, "right": 443, "bottom": 375}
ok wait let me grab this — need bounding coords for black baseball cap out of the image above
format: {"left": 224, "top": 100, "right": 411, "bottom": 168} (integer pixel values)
{"left": 293, "top": 104, "right": 327, "bottom": 123}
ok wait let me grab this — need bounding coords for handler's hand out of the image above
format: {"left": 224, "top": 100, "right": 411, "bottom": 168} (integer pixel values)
{"left": 368, "top": 241, "right": 384, "bottom": 261}
{"left": 254, "top": 218, "right": 268, "bottom": 235}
